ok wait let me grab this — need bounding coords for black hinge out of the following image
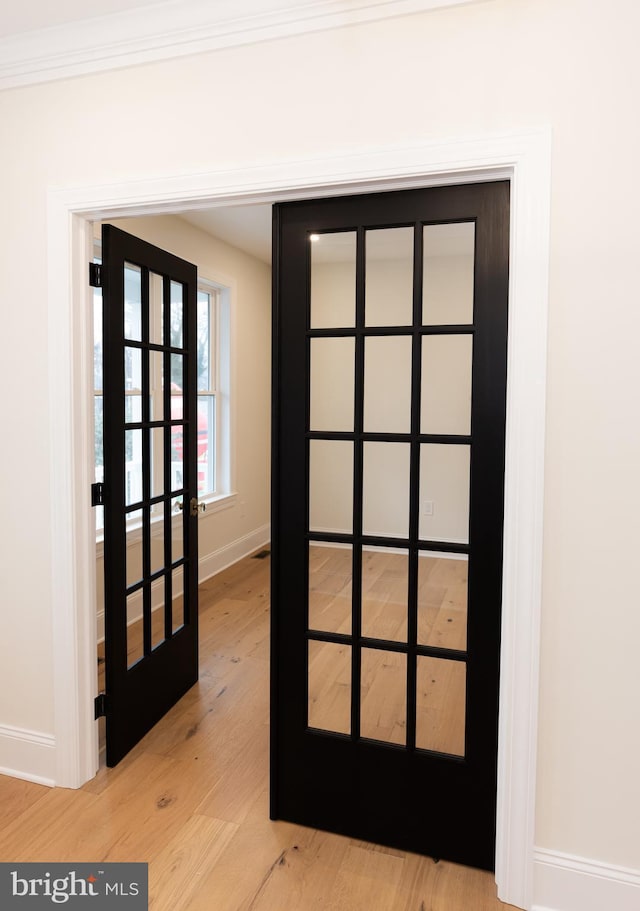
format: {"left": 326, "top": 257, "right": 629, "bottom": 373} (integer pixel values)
{"left": 89, "top": 263, "right": 103, "bottom": 287}
{"left": 91, "top": 482, "right": 104, "bottom": 507}
{"left": 94, "top": 693, "right": 108, "bottom": 719}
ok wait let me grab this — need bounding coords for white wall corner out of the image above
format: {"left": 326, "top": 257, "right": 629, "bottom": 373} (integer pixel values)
{"left": 198, "top": 524, "right": 271, "bottom": 583}
{"left": 533, "top": 849, "right": 640, "bottom": 911}
{"left": 0, "top": 0, "right": 489, "bottom": 90}
{"left": 0, "top": 725, "right": 56, "bottom": 787}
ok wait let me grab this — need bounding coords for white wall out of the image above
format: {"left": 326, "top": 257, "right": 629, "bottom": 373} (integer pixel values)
{"left": 0, "top": 0, "right": 639, "bottom": 903}
{"left": 93, "top": 214, "right": 271, "bottom": 636}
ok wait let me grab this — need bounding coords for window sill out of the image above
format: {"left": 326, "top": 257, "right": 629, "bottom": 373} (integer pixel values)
{"left": 95, "top": 492, "right": 237, "bottom": 558}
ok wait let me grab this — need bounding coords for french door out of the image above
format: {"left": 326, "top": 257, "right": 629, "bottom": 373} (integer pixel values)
{"left": 271, "top": 182, "right": 509, "bottom": 870}
{"left": 100, "top": 225, "right": 200, "bottom": 766}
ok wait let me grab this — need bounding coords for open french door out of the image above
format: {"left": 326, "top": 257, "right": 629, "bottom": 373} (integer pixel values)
{"left": 271, "top": 182, "right": 509, "bottom": 870}
{"left": 99, "top": 225, "right": 200, "bottom": 767}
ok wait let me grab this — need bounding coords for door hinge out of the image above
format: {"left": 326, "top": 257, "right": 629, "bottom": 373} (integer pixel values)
{"left": 94, "top": 693, "right": 108, "bottom": 719}
{"left": 89, "top": 263, "right": 103, "bottom": 287}
{"left": 91, "top": 482, "right": 105, "bottom": 507}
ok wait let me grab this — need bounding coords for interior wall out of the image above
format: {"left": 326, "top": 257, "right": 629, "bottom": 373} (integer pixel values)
{"left": 0, "top": 0, "right": 639, "bottom": 880}
{"left": 93, "top": 213, "right": 271, "bottom": 621}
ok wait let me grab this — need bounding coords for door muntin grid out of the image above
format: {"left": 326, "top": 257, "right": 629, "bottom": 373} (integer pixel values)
{"left": 306, "top": 222, "right": 473, "bottom": 758}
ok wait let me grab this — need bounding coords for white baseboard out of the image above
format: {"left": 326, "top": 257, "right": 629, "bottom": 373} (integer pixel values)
{"left": 198, "top": 523, "right": 270, "bottom": 583}
{"left": 0, "top": 724, "right": 55, "bottom": 787}
{"left": 97, "top": 523, "right": 271, "bottom": 642}
{"left": 533, "top": 848, "right": 640, "bottom": 911}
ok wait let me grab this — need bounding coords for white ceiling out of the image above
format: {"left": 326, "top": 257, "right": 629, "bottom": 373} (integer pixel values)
{"left": 0, "top": 0, "right": 159, "bottom": 37}
{"left": 180, "top": 205, "right": 273, "bottom": 264}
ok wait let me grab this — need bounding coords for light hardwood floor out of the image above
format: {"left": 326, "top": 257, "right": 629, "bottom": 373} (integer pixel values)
{"left": 0, "top": 550, "right": 516, "bottom": 911}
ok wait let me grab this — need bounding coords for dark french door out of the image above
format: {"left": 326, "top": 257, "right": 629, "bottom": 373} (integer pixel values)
{"left": 100, "top": 225, "right": 200, "bottom": 766}
{"left": 271, "top": 182, "right": 509, "bottom": 870}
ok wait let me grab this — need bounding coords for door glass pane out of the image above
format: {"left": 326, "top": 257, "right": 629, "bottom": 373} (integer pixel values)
{"left": 310, "top": 337, "right": 355, "bottom": 432}
{"left": 171, "top": 353, "right": 184, "bottom": 394}
{"left": 170, "top": 281, "right": 183, "bottom": 348}
{"left": 171, "top": 424, "right": 184, "bottom": 494}
{"left": 308, "top": 544, "right": 352, "bottom": 635}
{"left": 197, "top": 290, "right": 210, "bottom": 389}
{"left": 150, "top": 505, "right": 165, "bottom": 575}
{"left": 309, "top": 440, "right": 353, "bottom": 534}
{"left": 308, "top": 640, "right": 351, "bottom": 735}
{"left": 310, "top": 231, "right": 356, "bottom": 329}
{"left": 126, "top": 593, "right": 143, "bottom": 669}
{"left": 363, "top": 336, "right": 412, "bottom": 433}
{"left": 418, "top": 555, "right": 468, "bottom": 650}
{"left": 150, "top": 350, "right": 164, "bottom": 420}
{"left": 197, "top": 395, "right": 215, "bottom": 496}
{"left": 361, "top": 648, "right": 406, "bottom": 745}
{"left": 423, "top": 223, "right": 475, "bottom": 325}
{"left": 125, "top": 346, "right": 142, "bottom": 394}
{"left": 125, "top": 429, "right": 143, "bottom": 506}
{"left": 419, "top": 444, "right": 470, "bottom": 544}
{"left": 362, "top": 442, "right": 410, "bottom": 539}
{"left": 361, "top": 548, "right": 408, "bottom": 643}
{"left": 151, "top": 577, "right": 166, "bottom": 650}
{"left": 421, "top": 335, "right": 473, "bottom": 435}
{"left": 124, "top": 263, "right": 142, "bottom": 341}
{"left": 149, "top": 272, "right": 164, "bottom": 346}
{"left": 172, "top": 508, "right": 184, "bottom": 561}
{"left": 365, "top": 227, "right": 413, "bottom": 327}
{"left": 126, "top": 539, "right": 142, "bottom": 588}
{"left": 124, "top": 394, "right": 142, "bottom": 424}
{"left": 152, "top": 427, "right": 165, "bottom": 499}
{"left": 172, "top": 566, "right": 184, "bottom": 633}
{"left": 416, "top": 656, "right": 466, "bottom": 756}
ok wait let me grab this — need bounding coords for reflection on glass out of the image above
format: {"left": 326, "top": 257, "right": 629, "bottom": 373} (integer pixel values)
{"left": 308, "top": 640, "right": 351, "bottom": 735}
{"left": 150, "top": 350, "right": 164, "bottom": 420}
{"left": 363, "top": 336, "right": 412, "bottom": 433}
{"left": 171, "top": 353, "right": 184, "bottom": 394}
{"left": 421, "top": 335, "right": 472, "bottom": 435}
{"left": 417, "top": 554, "right": 468, "bottom": 650}
{"left": 126, "top": 593, "right": 143, "bottom": 669}
{"left": 361, "top": 548, "right": 408, "bottom": 642}
{"left": 310, "top": 231, "right": 357, "bottom": 329}
{"left": 150, "top": 272, "right": 164, "bottom": 345}
{"left": 125, "top": 429, "right": 143, "bottom": 505}
{"left": 197, "top": 396, "right": 215, "bottom": 496}
{"left": 172, "top": 507, "right": 184, "bottom": 561}
{"left": 310, "top": 337, "right": 354, "bottom": 432}
{"left": 170, "top": 424, "right": 184, "bottom": 495}
{"left": 365, "top": 227, "right": 413, "bottom": 327}
{"left": 197, "top": 290, "right": 211, "bottom": 390}
{"left": 423, "top": 223, "right": 475, "bottom": 325}
{"left": 124, "top": 394, "right": 142, "bottom": 425}
{"left": 362, "top": 442, "right": 410, "bottom": 538}
{"left": 416, "top": 656, "right": 466, "bottom": 756}
{"left": 419, "top": 444, "right": 470, "bottom": 543}
{"left": 170, "top": 281, "right": 183, "bottom": 348}
{"left": 124, "top": 263, "right": 142, "bottom": 341}
{"left": 151, "top": 577, "right": 165, "bottom": 650}
{"left": 152, "top": 427, "right": 165, "bottom": 498}
{"left": 308, "top": 544, "right": 351, "bottom": 635}
{"left": 309, "top": 440, "right": 353, "bottom": 534}
{"left": 125, "top": 346, "right": 142, "bottom": 393}
{"left": 150, "top": 504, "right": 165, "bottom": 575}
{"left": 126, "top": 539, "right": 142, "bottom": 588}
{"left": 361, "top": 648, "right": 406, "bottom": 745}
{"left": 172, "top": 566, "right": 184, "bottom": 633}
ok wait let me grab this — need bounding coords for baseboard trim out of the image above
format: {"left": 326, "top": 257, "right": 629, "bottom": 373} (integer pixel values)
{"left": 0, "top": 724, "right": 56, "bottom": 787}
{"left": 533, "top": 848, "right": 640, "bottom": 911}
{"left": 97, "top": 523, "right": 271, "bottom": 642}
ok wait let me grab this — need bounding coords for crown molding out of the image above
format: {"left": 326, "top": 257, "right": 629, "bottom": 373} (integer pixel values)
{"left": 0, "top": 0, "right": 484, "bottom": 91}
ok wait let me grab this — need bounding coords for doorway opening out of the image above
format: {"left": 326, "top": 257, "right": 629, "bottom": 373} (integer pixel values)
{"left": 49, "top": 128, "right": 550, "bottom": 910}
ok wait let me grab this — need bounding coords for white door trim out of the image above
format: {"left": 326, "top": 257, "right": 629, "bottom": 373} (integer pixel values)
{"left": 47, "top": 128, "right": 551, "bottom": 911}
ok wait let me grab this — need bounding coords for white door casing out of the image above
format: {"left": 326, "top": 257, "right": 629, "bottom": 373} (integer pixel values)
{"left": 46, "top": 128, "right": 551, "bottom": 910}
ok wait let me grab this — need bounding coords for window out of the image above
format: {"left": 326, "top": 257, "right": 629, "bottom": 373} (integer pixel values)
{"left": 94, "top": 243, "right": 232, "bottom": 537}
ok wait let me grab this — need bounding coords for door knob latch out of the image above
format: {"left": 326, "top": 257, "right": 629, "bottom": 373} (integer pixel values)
{"left": 189, "top": 497, "right": 206, "bottom": 517}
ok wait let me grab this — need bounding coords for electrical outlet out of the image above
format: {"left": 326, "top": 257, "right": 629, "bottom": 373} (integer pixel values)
{"left": 423, "top": 500, "right": 434, "bottom": 516}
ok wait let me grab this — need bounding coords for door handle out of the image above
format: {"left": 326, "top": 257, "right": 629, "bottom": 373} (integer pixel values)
{"left": 174, "top": 498, "right": 207, "bottom": 517}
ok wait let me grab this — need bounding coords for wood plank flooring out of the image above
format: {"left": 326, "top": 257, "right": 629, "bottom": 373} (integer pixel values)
{"left": 0, "top": 549, "right": 517, "bottom": 911}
